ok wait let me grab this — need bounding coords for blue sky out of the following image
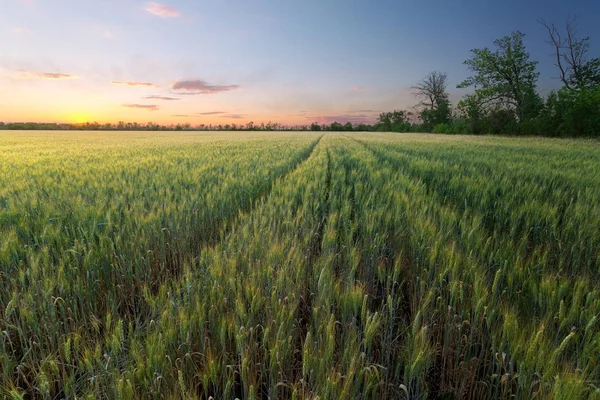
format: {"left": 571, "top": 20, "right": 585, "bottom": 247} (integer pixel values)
{"left": 1, "top": 0, "right": 599, "bottom": 125}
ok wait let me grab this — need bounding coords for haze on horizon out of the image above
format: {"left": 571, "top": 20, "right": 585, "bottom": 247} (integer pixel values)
{"left": 1, "top": 0, "right": 599, "bottom": 126}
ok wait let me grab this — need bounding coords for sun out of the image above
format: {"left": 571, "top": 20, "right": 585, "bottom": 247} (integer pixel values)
{"left": 65, "top": 111, "right": 93, "bottom": 124}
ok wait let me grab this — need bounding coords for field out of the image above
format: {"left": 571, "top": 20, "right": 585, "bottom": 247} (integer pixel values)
{"left": 1, "top": 131, "right": 599, "bottom": 399}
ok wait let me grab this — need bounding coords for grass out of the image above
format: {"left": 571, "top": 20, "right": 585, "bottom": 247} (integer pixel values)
{"left": 1, "top": 131, "right": 599, "bottom": 399}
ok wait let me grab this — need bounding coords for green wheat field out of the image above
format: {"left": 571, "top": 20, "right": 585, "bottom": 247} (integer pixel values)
{"left": 1, "top": 131, "right": 599, "bottom": 399}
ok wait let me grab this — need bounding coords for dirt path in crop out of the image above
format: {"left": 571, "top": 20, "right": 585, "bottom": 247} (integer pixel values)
{"left": 202, "top": 134, "right": 325, "bottom": 248}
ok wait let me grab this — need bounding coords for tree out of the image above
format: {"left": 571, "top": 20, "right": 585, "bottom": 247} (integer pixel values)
{"left": 540, "top": 17, "right": 600, "bottom": 90}
{"left": 412, "top": 71, "right": 452, "bottom": 128}
{"left": 310, "top": 123, "right": 321, "bottom": 131}
{"left": 329, "top": 121, "right": 343, "bottom": 131}
{"left": 378, "top": 110, "right": 410, "bottom": 131}
{"left": 457, "top": 93, "right": 486, "bottom": 134}
{"left": 458, "top": 31, "right": 542, "bottom": 122}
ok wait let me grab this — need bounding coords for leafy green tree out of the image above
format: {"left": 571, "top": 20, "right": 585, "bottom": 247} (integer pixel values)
{"left": 377, "top": 110, "right": 410, "bottom": 131}
{"left": 457, "top": 93, "right": 486, "bottom": 134}
{"left": 538, "top": 86, "right": 600, "bottom": 136}
{"left": 329, "top": 121, "right": 343, "bottom": 131}
{"left": 310, "top": 122, "right": 321, "bottom": 131}
{"left": 458, "top": 31, "right": 542, "bottom": 122}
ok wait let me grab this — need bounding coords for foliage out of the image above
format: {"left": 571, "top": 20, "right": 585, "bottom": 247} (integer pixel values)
{"left": 458, "top": 31, "right": 542, "bottom": 122}
{"left": 537, "top": 86, "right": 600, "bottom": 137}
{"left": 376, "top": 110, "right": 413, "bottom": 132}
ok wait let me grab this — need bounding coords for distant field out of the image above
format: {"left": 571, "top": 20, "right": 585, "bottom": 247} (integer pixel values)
{"left": 1, "top": 131, "right": 599, "bottom": 399}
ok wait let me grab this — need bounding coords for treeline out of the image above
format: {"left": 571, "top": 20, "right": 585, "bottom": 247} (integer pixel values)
{"left": 0, "top": 120, "right": 376, "bottom": 132}
{"left": 380, "top": 18, "right": 600, "bottom": 137}
{"left": 0, "top": 121, "right": 300, "bottom": 132}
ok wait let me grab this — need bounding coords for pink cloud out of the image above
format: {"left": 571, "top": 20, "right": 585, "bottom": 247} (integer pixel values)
{"left": 19, "top": 71, "right": 77, "bottom": 79}
{"left": 197, "top": 111, "right": 226, "bottom": 115}
{"left": 144, "top": 2, "right": 180, "bottom": 18}
{"left": 172, "top": 79, "right": 240, "bottom": 95}
{"left": 352, "top": 86, "right": 370, "bottom": 91}
{"left": 13, "top": 27, "right": 31, "bottom": 34}
{"left": 122, "top": 104, "right": 159, "bottom": 111}
{"left": 143, "top": 95, "right": 179, "bottom": 100}
{"left": 111, "top": 81, "right": 155, "bottom": 87}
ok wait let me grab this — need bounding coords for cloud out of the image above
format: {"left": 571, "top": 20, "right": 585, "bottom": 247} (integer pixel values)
{"left": 219, "top": 114, "right": 245, "bottom": 119}
{"left": 352, "top": 86, "right": 369, "bottom": 91}
{"left": 172, "top": 79, "right": 240, "bottom": 95}
{"left": 13, "top": 27, "right": 31, "bottom": 34}
{"left": 144, "top": 2, "right": 180, "bottom": 18}
{"left": 143, "top": 95, "right": 179, "bottom": 100}
{"left": 172, "top": 114, "right": 190, "bottom": 117}
{"left": 197, "top": 111, "right": 226, "bottom": 115}
{"left": 111, "top": 80, "right": 155, "bottom": 87}
{"left": 99, "top": 28, "right": 116, "bottom": 39}
{"left": 19, "top": 71, "right": 77, "bottom": 79}
{"left": 122, "top": 104, "right": 159, "bottom": 111}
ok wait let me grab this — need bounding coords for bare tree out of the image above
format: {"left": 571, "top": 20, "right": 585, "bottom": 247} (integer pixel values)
{"left": 540, "top": 16, "right": 600, "bottom": 89}
{"left": 412, "top": 71, "right": 449, "bottom": 109}
{"left": 413, "top": 71, "right": 452, "bottom": 127}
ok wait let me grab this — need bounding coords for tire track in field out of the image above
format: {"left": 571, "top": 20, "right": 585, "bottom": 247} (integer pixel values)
{"left": 295, "top": 146, "right": 333, "bottom": 379}
{"left": 141, "top": 134, "right": 325, "bottom": 310}
{"left": 92, "top": 134, "right": 328, "bottom": 398}
{"left": 201, "top": 134, "right": 326, "bottom": 249}
{"left": 349, "top": 135, "right": 497, "bottom": 281}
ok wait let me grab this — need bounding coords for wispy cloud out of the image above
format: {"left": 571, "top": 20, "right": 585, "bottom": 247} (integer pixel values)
{"left": 111, "top": 80, "right": 155, "bottom": 87}
{"left": 19, "top": 71, "right": 77, "bottom": 79}
{"left": 219, "top": 113, "right": 245, "bottom": 119}
{"left": 197, "top": 111, "right": 226, "bottom": 115}
{"left": 172, "top": 114, "right": 190, "bottom": 117}
{"left": 13, "top": 27, "right": 31, "bottom": 34}
{"left": 143, "top": 95, "right": 179, "bottom": 100}
{"left": 144, "top": 2, "right": 180, "bottom": 18}
{"left": 122, "top": 104, "right": 159, "bottom": 111}
{"left": 172, "top": 79, "right": 240, "bottom": 95}
{"left": 352, "top": 109, "right": 376, "bottom": 113}
{"left": 352, "top": 86, "right": 370, "bottom": 91}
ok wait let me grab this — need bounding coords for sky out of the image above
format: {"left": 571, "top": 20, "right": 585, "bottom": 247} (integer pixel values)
{"left": 1, "top": 0, "right": 599, "bottom": 126}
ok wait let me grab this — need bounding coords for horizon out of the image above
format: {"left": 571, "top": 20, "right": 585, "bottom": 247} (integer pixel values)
{"left": 1, "top": 0, "right": 599, "bottom": 126}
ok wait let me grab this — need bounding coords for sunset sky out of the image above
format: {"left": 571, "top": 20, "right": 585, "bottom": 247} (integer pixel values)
{"left": 1, "top": 0, "right": 599, "bottom": 126}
